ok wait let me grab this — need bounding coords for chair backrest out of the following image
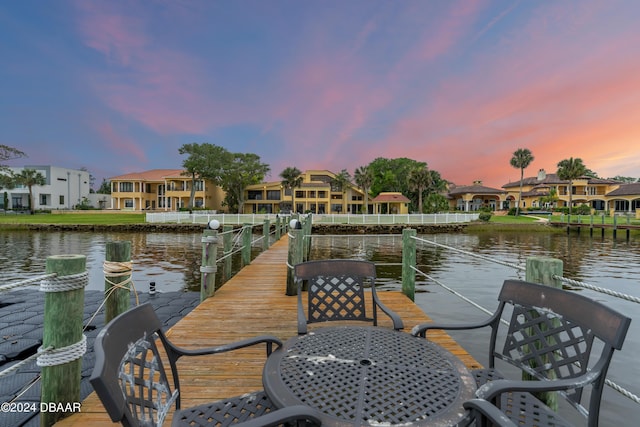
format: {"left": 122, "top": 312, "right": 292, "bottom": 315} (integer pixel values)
{"left": 295, "top": 259, "right": 377, "bottom": 325}
{"left": 90, "top": 304, "right": 179, "bottom": 427}
{"left": 490, "top": 280, "right": 631, "bottom": 419}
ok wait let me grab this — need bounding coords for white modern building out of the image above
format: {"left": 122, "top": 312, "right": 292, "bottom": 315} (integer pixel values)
{"left": 0, "top": 165, "right": 91, "bottom": 211}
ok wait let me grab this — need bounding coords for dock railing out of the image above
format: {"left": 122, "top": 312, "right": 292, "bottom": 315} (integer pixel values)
{"left": 146, "top": 211, "right": 479, "bottom": 225}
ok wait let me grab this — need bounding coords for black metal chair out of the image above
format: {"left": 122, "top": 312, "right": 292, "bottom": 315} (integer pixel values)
{"left": 294, "top": 259, "right": 404, "bottom": 335}
{"left": 90, "top": 303, "right": 322, "bottom": 427}
{"left": 412, "top": 279, "right": 631, "bottom": 427}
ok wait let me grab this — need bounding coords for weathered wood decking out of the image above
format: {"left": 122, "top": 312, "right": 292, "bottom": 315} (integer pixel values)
{"left": 56, "top": 236, "right": 481, "bottom": 426}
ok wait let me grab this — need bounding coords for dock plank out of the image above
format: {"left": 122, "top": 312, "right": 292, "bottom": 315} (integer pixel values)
{"left": 55, "top": 236, "right": 481, "bottom": 426}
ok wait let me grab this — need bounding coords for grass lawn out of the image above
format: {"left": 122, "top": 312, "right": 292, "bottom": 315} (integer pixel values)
{"left": 0, "top": 212, "right": 146, "bottom": 225}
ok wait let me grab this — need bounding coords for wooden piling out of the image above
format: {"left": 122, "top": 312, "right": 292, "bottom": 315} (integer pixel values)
{"left": 525, "top": 256, "right": 563, "bottom": 411}
{"left": 402, "top": 228, "right": 416, "bottom": 301}
{"left": 223, "top": 225, "right": 233, "bottom": 281}
{"left": 41, "top": 255, "right": 86, "bottom": 427}
{"left": 241, "top": 224, "right": 251, "bottom": 266}
{"left": 104, "top": 241, "right": 131, "bottom": 324}
{"left": 200, "top": 229, "right": 218, "bottom": 301}
{"left": 263, "top": 219, "right": 270, "bottom": 251}
{"left": 286, "top": 228, "right": 304, "bottom": 295}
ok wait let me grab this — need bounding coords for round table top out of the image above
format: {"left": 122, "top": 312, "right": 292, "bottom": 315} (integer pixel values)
{"left": 263, "top": 326, "right": 477, "bottom": 426}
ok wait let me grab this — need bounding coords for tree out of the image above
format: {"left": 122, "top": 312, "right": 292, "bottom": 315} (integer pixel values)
{"left": 510, "top": 148, "right": 535, "bottom": 215}
{"left": 354, "top": 165, "right": 373, "bottom": 214}
{"left": 330, "top": 169, "right": 352, "bottom": 213}
{"left": 220, "top": 153, "right": 270, "bottom": 213}
{"left": 0, "top": 144, "right": 26, "bottom": 172}
{"left": 367, "top": 157, "right": 426, "bottom": 198}
{"left": 14, "top": 168, "right": 46, "bottom": 213}
{"left": 279, "top": 167, "right": 303, "bottom": 213}
{"left": 96, "top": 179, "right": 112, "bottom": 194}
{"left": 408, "top": 166, "right": 431, "bottom": 213}
{"left": 179, "top": 143, "right": 231, "bottom": 209}
{"left": 557, "top": 157, "right": 588, "bottom": 215}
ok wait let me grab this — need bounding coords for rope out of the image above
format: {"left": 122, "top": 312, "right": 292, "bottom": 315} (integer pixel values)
{"left": 39, "top": 271, "right": 88, "bottom": 293}
{"left": 412, "top": 235, "right": 526, "bottom": 271}
{"left": 103, "top": 260, "right": 138, "bottom": 305}
{"left": 0, "top": 350, "right": 48, "bottom": 378}
{"left": 411, "top": 265, "right": 505, "bottom": 322}
{"left": 0, "top": 273, "right": 57, "bottom": 293}
{"left": 553, "top": 275, "right": 640, "bottom": 304}
{"left": 36, "top": 334, "right": 87, "bottom": 367}
{"left": 605, "top": 378, "right": 640, "bottom": 404}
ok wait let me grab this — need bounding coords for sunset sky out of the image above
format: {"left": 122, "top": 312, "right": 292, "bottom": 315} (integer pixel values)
{"left": 1, "top": 0, "right": 639, "bottom": 189}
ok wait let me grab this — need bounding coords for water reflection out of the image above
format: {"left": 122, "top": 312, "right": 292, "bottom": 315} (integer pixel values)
{"left": 0, "top": 231, "right": 260, "bottom": 293}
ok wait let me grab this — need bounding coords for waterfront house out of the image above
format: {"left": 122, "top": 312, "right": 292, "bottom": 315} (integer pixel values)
{"left": 0, "top": 165, "right": 90, "bottom": 211}
{"left": 109, "top": 169, "right": 225, "bottom": 211}
{"left": 447, "top": 170, "right": 640, "bottom": 217}
{"left": 502, "top": 169, "right": 639, "bottom": 215}
{"left": 447, "top": 181, "right": 507, "bottom": 212}
{"left": 371, "top": 192, "right": 411, "bottom": 214}
{"left": 243, "top": 170, "right": 368, "bottom": 214}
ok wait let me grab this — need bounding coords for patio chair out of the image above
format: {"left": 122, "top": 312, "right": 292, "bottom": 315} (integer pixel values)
{"left": 294, "top": 259, "right": 404, "bottom": 335}
{"left": 90, "top": 303, "right": 322, "bottom": 427}
{"left": 412, "top": 279, "right": 631, "bottom": 427}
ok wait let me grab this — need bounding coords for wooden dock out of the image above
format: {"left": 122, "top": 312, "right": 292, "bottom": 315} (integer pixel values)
{"left": 56, "top": 236, "right": 481, "bottom": 426}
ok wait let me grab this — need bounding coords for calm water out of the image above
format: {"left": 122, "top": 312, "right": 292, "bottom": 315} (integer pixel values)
{"left": 1, "top": 229, "right": 638, "bottom": 424}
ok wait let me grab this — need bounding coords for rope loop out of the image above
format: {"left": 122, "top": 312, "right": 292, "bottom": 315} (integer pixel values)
{"left": 36, "top": 334, "right": 87, "bottom": 367}
{"left": 40, "top": 271, "right": 88, "bottom": 293}
{"left": 200, "top": 265, "right": 217, "bottom": 274}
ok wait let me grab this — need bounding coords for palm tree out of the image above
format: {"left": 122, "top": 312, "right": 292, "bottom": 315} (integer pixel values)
{"left": 354, "top": 165, "right": 373, "bottom": 214}
{"left": 330, "top": 169, "right": 352, "bottom": 213}
{"left": 279, "top": 167, "right": 303, "bottom": 213}
{"left": 408, "top": 166, "right": 431, "bottom": 213}
{"left": 14, "top": 168, "right": 46, "bottom": 213}
{"left": 510, "top": 148, "right": 535, "bottom": 215}
{"left": 557, "top": 157, "right": 588, "bottom": 215}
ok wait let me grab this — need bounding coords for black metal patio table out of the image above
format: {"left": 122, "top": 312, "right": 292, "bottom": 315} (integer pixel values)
{"left": 262, "top": 326, "right": 477, "bottom": 426}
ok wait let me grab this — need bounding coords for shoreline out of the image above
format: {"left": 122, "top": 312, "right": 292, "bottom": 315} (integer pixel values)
{"left": 0, "top": 221, "right": 553, "bottom": 233}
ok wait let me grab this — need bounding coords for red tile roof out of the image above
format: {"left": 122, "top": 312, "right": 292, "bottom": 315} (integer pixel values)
{"left": 371, "top": 192, "right": 410, "bottom": 203}
{"left": 110, "top": 169, "right": 185, "bottom": 181}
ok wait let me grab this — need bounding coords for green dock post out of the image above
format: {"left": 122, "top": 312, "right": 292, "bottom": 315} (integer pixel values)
{"left": 242, "top": 224, "right": 252, "bottom": 266}
{"left": 402, "top": 228, "right": 417, "bottom": 301}
{"left": 223, "top": 225, "right": 233, "bottom": 280}
{"left": 286, "top": 224, "right": 304, "bottom": 295}
{"left": 40, "top": 255, "right": 87, "bottom": 427}
{"left": 525, "top": 256, "right": 563, "bottom": 412}
{"left": 263, "top": 219, "right": 270, "bottom": 251}
{"left": 200, "top": 226, "right": 219, "bottom": 301}
{"left": 275, "top": 215, "right": 281, "bottom": 240}
{"left": 303, "top": 215, "right": 312, "bottom": 261}
{"left": 104, "top": 241, "right": 132, "bottom": 324}
{"left": 613, "top": 215, "right": 618, "bottom": 239}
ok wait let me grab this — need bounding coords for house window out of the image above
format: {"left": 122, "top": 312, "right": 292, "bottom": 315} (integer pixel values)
{"left": 248, "top": 190, "right": 262, "bottom": 200}
{"left": 119, "top": 182, "right": 133, "bottom": 192}
{"left": 40, "top": 194, "right": 50, "bottom": 206}
{"left": 194, "top": 180, "right": 204, "bottom": 191}
{"left": 267, "top": 190, "right": 281, "bottom": 200}
{"left": 59, "top": 195, "right": 64, "bottom": 205}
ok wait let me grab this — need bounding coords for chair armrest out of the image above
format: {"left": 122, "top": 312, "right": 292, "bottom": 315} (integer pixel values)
{"left": 168, "top": 335, "right": 283, "bottom": 358}
{"left": 411, "top": 320, "right": 492, "bottom": 338}
{"left": 373, "top": 298, "right": 404, "bottom": 330}
{"left": 463, "top": 399, "right": 517, "bottom": 427}
{"left": 476, "top": 376, "right": 592, "bottom": 401}
{"left": 232, "top": 405, "right": 323, "bottom": 427}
